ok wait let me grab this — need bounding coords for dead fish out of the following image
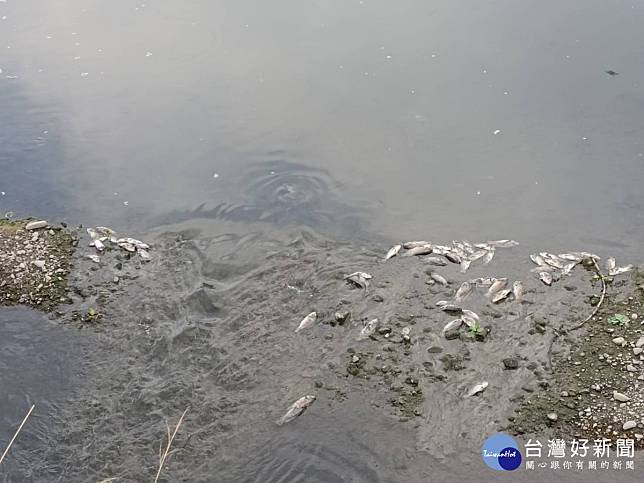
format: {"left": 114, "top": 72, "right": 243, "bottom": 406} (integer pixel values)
{"left": 482, "top": 249, "right": 495, "bottom": 264}
{"left": 487, "top": 240, "right": 519, "bottom": 248}
{"left": 461, "top": 309, "right": 480, "bottom": 323}
{"left": 426, "top": 256, "right": 448, "bottom": 266}
{"left": 558, "top": 253, "right": 582, "bottom": 262}
{"left": 276, "top": 395, "right": 316, "bottom": 426}
{"left": 453, "top": 240, "right": 474, "bottom": 254}
{"left": 512, "top": 281, "right": 524, "bottom": 302}
{"left": 87, "top": 228, "right": 99, "bottom": 240}
{"left": 459, "top": 259, "right": 472, "bottom": 273}
{"left": 539, "top": 272, "right": 553, "bottom": 286}
{"left": 404, "top": 245, "right": 433, "bottom": 257}
{"left": 118, "top": 242, "right": 137, "bottom": 252}
{"left": 455, "top": 282, "right": 472, "bottom": 302}
{"left": 432, "top": 245, "right": 452, "bottom": 255}
{"left": 561, "top": 262, "right": 577, "bottom": 275}
{"left": 530, "top": 265, "right": 556, "bottom": 273}
{"left": 95, "top": 226, "right": 117, "bottom": 237}
{"left": 94, "top": 239, "right": 105, "bottom": 252}
{"left": 138, "top": 249, "right": 151, "bottom": 261}
{"left": 442, "top": 318, "right": 463, "bottom": 335}
{"left": 543, "top": 254, "right": 566, "bottom": 269}
{"left": 117, "top": 237, "right": 150, "bottom": 250}
{"left": 429, "top": 272, "right": 448, "bottom": 286}
{"left": 492, "top": 289, "right": 511, "bottom": 303}
{"left": 441, "top": 304, "right": 463, "bottom": 314}
{"left": 88, "top": 254, "right": 100, "bottom": 263}
{"left": 295, "top": 312, "right": 317, "bottom": 333}
{"left": 610, "top": 265, "right": 633, "bottom": 276}
{"left": 485, "top": 278, "right": 508, "bottom": 298}
{"left": 359, "top": 318, "right": 379, "bottom": 339}
{"left": 470, "top": 277, "right": 495, "bottom": 287}
{"left": 435, "top": 300, "right": 450, "bottom": 307}
{"left": 530, "top": 254, "right": 545, "bottom": 266}
{"left": 445, "top": 253, "right": 461, "bottom": 264}
{"left": 469, "top": 249, "right": 488, "bottom": 262}
{"left": 345, "top": 272, "right": 372, "bottom": 289}
{"left": 464, "top": 381, "right": 488, "bottom": 398}
{"left": 605, "top": 257, "right": 616, "bottom": 272}
{"left": 474, "top": 242, "right": 493, "bottom": 250}
{"left": 385, "top": 244, "right": 402, "bottom": 260}
{"left": 461, "top": 312, "right": 479, "bottom": 329}
{"left": 403, "top": 241, "right": 430, "bottom": 249}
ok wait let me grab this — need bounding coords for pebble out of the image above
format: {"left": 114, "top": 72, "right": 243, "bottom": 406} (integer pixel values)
{"left": 25, "top": 220, "right": 48, "bottom": 230}
{"left": 547, "top": 412, "right": 558, "bottom": 421}
{"left": 632, "top": 314, "right": 638, "bottom": 320}
{"left": 636, "top": 336, "right": 644, "bottom": 348}
{"left": 626, "top": 365, "right": 637, "bottom": 372}
{"left": 32, "top": 260, "right": 45, "bottom": 269}
{"left": 612, "top": 337, "right": 625, "bottom": 345}
{"left": 502, "top": 357, "right": 519, "bottom": 370}
{"left": 634, "top": 348, "right": 643, "bottom": 355}
{"left": 613, "top": 391, "right": 630, "bottom": 402}
{"left": 623, "top": 421, "right": 637, "bottom": 431}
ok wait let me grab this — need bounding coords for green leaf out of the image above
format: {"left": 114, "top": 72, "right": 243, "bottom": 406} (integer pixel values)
{"left": 608, "top": 314, "right": 628, "bottom": 326}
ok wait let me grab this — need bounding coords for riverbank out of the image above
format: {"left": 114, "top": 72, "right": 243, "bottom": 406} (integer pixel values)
{"left": 0, "top": 219, "right": 75, "bottom": 311}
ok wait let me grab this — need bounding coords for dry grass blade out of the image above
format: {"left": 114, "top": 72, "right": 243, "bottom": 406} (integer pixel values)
{"left": 153, "top": 408, "right": 188, "bottom": 483}
{"left": 0, "top": 404, "right": 35, "bottom": 465}
{"left": 572, "top": 258, "right": 607, "bottom": 330}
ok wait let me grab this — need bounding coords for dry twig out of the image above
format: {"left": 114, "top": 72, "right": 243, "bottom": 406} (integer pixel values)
{"left": 572, "top": 258, "right": 607, "bottom": 330}
{"left": 0, "top": 404, "right": 35, "bottom": 465}
{"left": 153, "top": 408, "right": 189, "bottom": 483}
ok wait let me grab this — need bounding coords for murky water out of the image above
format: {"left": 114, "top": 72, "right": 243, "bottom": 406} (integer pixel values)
{"left": 2, "top": 0, "right": 644, "bottom": 481}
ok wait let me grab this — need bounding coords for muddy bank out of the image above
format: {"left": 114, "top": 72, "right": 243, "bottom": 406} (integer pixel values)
{"left": 0, "top": 219, "right": 75, "bottom": 311}
{"left": 510, "top": 271, "right": 644, "bottom": 446}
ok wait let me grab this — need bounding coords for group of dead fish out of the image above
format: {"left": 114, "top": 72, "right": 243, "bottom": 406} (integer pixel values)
{"left": 280, "top": 238, "right": 635, "bottom": 423}
{"left": 84, "top": 226, "right": 152, "bottom": 262}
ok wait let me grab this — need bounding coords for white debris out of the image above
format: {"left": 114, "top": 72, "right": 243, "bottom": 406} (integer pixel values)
{"left": 25, "top": 220, "right": 47, "bottom": 230}
{"left": 493, "top": 129, "right": 501, "bottom": 135}
{"left": 88, "top": 254, "right": 100, "bottom": 263}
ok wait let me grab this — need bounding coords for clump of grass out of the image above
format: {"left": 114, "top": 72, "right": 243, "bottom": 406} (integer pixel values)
{"left": 154, "top": 408, "right": 189, "bottom": 483}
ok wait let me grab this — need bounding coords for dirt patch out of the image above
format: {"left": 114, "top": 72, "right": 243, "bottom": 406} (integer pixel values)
{"left": 0, "top": 219, "right": 75, "bottom": 311}
{"left": 509, "top": 271, "right": 644, "bottom": 447}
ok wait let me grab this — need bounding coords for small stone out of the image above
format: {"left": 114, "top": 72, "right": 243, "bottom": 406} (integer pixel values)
{"left": 25, "top": 220, "right": 47, "bottom": 230}
{"left": 632, "top": 314, "right": 638, "bottom": 320}
{"left": 32, "top": 260, "right": 46, "bottom": 269}
{"left": 444, "top": 328, "right": 460, "bottom": 340}
{"left": 634, "top": 348, "right": 643, "bottom": 355}
{"left": 636, "top": 336, "right": 644, "bottom": 348}
{"left": 372, "top": 294, "right": 384, "bottom": 302}
{"left": 626, "top": 365, "right": 637, "bottom": 372}
{"left": 334, "top": 310, "right": 350, "bottom": 325}
{"left": 351, "top": 355, "right": 360, "bottom": 363}
{"left": 502, "top": 357, "right": 519, "bottom": 370}
{"left": 561, "top": 391, "right": 569, "bottom": 397}
{"left": 623, "top": 421, "right": 637, "bottom": 431}
{"left": 547, "top": 413, "right": 558, "bottom": 422}
{"left": 612, "top": 337, "right": 625, "bottom": 345}
{"left": 613, "top": 391, "right": 630, "bottom": 402}
{"left": 427, "top": 346, "right": 443, "bottom": 354}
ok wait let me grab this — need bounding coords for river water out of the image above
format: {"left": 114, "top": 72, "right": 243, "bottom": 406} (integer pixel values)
{"left": 1, "top": 1, "right": 644, "bottom": 481}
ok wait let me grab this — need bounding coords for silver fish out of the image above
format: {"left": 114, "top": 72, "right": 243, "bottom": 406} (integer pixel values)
{"left": 543, "top": 255, "right": 566, "bottom": 269}
{"left": 487, "top": 240, "right": 519, "bottom": 248}
{"left": 610, "top": 265, "right": 633, "bottom": 276}
{"left": 530, "top": 254, "right": 545, "bottom": 266}
{"left": 461, "top": 310, "right": 480, "bottom": 328}
{"left": 469, "top": 249, "right": 488, "bottom": 262}
{"left": 441, "top": 304, "right": 463, "bottom": 314}
{"left": 485, "top": 278, "right": 508, "bottom": 297}
{"left": 295, "top": 312, "right": 317, "bottom": 333}
{"left": 455, "top": 282, "right": 473, "bottom": 302}
{"left": 359, "top": 318, "right": 380, "bottom": 339}
{"left": 530, "top": 265, "right": 556, "bottom": 273}
{"left": 474, "top": 242, "right": 493, "bottom": 250}
{"left": 426, "top": 256, "right": 448, "bottom": 266}
{"left": 605, "top": 257, "right": 616, "bottom": 272}
{"left": 492, "top": 289, "right": 511, "bottom": 303}
{"left": 460, "top": 259, "right": 472, "bottom": 273}
{"left": 385, "top": 244, "right": 402, "bottom": 260}
{"left": 482, "top": 249, "right": 495, "bottom": 264}
{"left": 430, "top": 272, "right": 448, "bottom": 286}
{"left": 561, "top": 262, "right": 577, "bottom": 275}
{"left": 432, "top": 245, "right": 452, "bottom": 255}
{"left": 403, "top": 241, "right": 430, "bottom": 249}
{"left": 465, "top": 381, "right": 488, "bottom": 398}
{"left": 276, "top": 395, "right": 316, "bottom": 426}
{"left": 404, "top": 245, "right": 433, "bottom": 257}
{"left": 558, "top": 253, "right": 582, "bottom": 262}
{"left": 539, "top": 272, "right": 553, "bottom": 286}
{"left": 445, "top": 253, "right": 461, "bottom": 264}
{"left": 512, "top": 281, "right": 523, "bottom": 302}
{"left": 470, "top": 277, "right": 495, "bottom": 287}
{"left": 442, "top": 318, "right": 463, "bottom": 335}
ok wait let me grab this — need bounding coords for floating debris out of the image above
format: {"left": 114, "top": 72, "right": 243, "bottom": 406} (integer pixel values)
{"left": 295, "top": 312, "right": 317, "bottom": 333}
{"left": 465, "top": 381, "right": 488, "bottom": 398}
{"left": 276, "top": 395, "right": 316, "bottom": 425}
{"left": 385, "top": 244, "right": 401, "bottom": 260}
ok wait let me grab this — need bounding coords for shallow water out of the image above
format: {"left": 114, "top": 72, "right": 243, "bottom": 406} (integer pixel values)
{"left": 1, "top": 0, "right": 644, "bottom": 481}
